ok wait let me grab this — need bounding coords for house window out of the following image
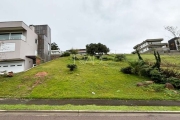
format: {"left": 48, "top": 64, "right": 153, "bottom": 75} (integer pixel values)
{"left": 0, "top": 33, "right": 9, "bottom": 40}
{"left": 3, "top": 65, "right": 8, "bottom": 67}
{"left": 10, "top": 33, "right": 22, "bottom": 40}
{"left": 0, "top": 32, "right": 24, "bottom": 40}
{"left": 10, "top": 65, "right": 15, "bottom": 67}
{"left": 17, "top": 65, "right": 22, "bottom": 66}
{"left": 35, "top": 39, "right": 38, "bottom": 44}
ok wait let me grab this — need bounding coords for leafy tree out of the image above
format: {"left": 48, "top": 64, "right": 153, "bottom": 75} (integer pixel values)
{"left": 51, "top": 42, "right": 59, "bottom": 50}
{"left": 86, "top": 43, "right": 109, "bottom": 55}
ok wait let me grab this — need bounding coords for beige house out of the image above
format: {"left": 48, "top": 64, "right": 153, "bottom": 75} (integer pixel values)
{"left": 132, "top": 38, "right": 168, "bottom": 54}
{"left": 0, "top": 21, "right": 38, "bottom": 73}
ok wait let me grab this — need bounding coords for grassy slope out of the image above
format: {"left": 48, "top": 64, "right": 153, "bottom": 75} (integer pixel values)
{"left": 0, "top": 54, "right": 180, "bottom": 100}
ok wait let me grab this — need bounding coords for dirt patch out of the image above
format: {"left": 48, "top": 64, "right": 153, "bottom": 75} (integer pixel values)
{"left": 35, "top": 72, "right": 48, "bottom": 77}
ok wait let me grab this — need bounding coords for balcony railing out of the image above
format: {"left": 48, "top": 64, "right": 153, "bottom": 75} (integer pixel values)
{"left": 0, "top": 34, "right": 26, "bottom": 41}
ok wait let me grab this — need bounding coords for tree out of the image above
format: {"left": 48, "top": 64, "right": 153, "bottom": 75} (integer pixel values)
{"left": 51, "top": 42, "right": 59, "bottom": 50}
{"left": 69, "top": 48, "right": 78, "bottom": 54}
{"left": 86, "top": 43, "right": 109, "bottom": 55}
{"left": 164, "top": 26, "right": 180, "bottom": 37}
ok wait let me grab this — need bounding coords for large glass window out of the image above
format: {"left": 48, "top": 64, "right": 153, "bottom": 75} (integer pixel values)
{"left": 0, "top": 32, "right": 25, "bottom": 40}
{"left": 0, "top": 33, "right": 9, "bottom": 40}
{"left": 10, "top": 33, "right": 22, "bottom": 40}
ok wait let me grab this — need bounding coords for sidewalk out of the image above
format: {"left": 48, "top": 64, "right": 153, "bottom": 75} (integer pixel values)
{"left": 0, "top": 99, "right": 180, "bottom": 106}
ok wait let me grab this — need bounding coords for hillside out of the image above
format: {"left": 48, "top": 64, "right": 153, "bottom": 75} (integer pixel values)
{"left": 0, "top": 54, "right": 180, "bottom": 100}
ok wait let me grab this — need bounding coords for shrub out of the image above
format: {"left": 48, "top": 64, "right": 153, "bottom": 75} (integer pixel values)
{"left": 121, "top": 66, "right": 132, "bottom": 74}
{"left": 114, "top": 54, "right": 126, "bottom": 61}
{"left": 161, "top": 68, "right": 180, "bottom": 78}
{"left": 82, "top": 55, "right": 88, "bottom": 60}
{"left": 166, "top": 77, "right": 180, "bottom": 89}
{"left": 101, "top": 56, "right": 108, "bottom": 61}
{"left": 72, "top": 56, "right": 79, "bottom": 60}
{"left": 61, "top": 52, "right": 70, "bottom": 57}
{"left": 149, "top": 84, "right": 165, "bottom": 92}
{"left": 150, "top": 69, "right": 165, "bottom": 83}
{"left": 129, "top": 60, "right": 145, "bottom": 75}
{"left": 67, "top": 64, "right": 77, "bottom": 71}
{"left": 139, "top": 65, "right": 152, "bottom": 77}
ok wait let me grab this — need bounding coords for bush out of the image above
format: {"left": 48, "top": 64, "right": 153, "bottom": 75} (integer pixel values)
{"left": 148, "top": 84, "right": 165, "bottom": 92}
{"left": 114, "top": 54, "right": 126, "bottom": 61}
{"left": 72, "top": 56, "right": 79, "bottom": 60}
{"left": 129, "top": 60, "right": 145, "bottom": 75}
{"left": 121, "top": 66, "right": 132, "bottom": 74}
{"left": 67, "top": 64, "right": 77, "bottom": 71}
{"left": 139, "top": 65, "right": 152, "bottom": 77}
{"left": 81, "top": 55, "right": 88, "bottom": 60}
{"left": 61, "top": 52, "right": 70, "bottom": 57}
{"left": 101, "top": 56, "right": 108, "bottom": 61}
{"left": 150, "top": 69, "right": 165, "bottom": 83}
{"left": 161, "top": 68, "right": 180, "bottom": 78}
{"left": 166, "top": 77, "right": 180, "bottom": 89}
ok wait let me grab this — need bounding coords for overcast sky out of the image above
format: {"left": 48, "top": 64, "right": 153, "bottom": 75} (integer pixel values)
{"left": 1, "top": 0, "right": 180, "bottom": 53}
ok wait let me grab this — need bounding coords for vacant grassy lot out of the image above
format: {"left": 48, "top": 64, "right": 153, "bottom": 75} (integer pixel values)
{"left": 0, "top": 54, "right": 180, "bottom": 100}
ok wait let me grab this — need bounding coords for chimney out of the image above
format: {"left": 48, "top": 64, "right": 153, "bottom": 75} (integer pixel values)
{"left": 29, "top": 25, "right": 35, "bottom": 31}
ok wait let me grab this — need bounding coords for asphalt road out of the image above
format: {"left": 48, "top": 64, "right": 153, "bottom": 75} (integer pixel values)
{"left": 0, "top": 112, "right": 180, "bottom": 120}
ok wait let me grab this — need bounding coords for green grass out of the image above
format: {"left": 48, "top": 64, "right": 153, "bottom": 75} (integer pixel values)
{"left": 0, "top": 104, "right": 180, "bottom": 111}
{"left": 0, "top": 54, "right": 180, "bottom": 100}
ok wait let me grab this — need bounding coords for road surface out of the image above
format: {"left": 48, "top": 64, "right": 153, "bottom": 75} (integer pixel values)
{"left": 0, "top": 111, "right": 180, "bottom": 120}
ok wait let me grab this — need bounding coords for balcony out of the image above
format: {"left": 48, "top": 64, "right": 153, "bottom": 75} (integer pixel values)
{"left": 0, "top": 33, "right": 26, "bottom": 41}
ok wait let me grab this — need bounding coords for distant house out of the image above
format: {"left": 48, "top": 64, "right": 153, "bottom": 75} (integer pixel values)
{"left": 66, "top": 49, "right": 86, "bottom": 55}
{"left": 78, "top": 49, "right": 86, "bottom": 55}
{"left": 132, "top": 38, "right": 168, "bottom": 54}
{"left": 51, "top": 50, "right": 62, "bottom": 60}
{"left": 168, "top": 37, "right": 180, "bottom": 51}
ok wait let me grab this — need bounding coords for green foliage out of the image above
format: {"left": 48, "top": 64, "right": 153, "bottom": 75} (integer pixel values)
{"left": 129, "top": 60, "right": 145, "bottom": 75}
{"left": 72, "top": 56, "right": 79, "bottom": 60}
{"left": 121, "top": 66, "right": 132, "bottom": 74}
{"left": 161, "top": 68, "right": 180, "bottom": 78}
{"left": 61, "top": 52, "right": 70, "bottom": 57}
{"left": 166, "top": 77, "right": 180, "bottom": 89}
{"left": 69, "top": 49, "right": 78, "bottom": 54}
{"left": 150, "top": 69, "right": 165, "bottom": 83}
{"left": 86, "top": 43, "right": 109, "bottom": 55}
{"left": 139, "top": 65, "right": 153, "bottom": 77}
{"left": 67, "top": 64, "right": 77, "bottom": 71}
{"left": 114, "top": 54, "right": 126, "bottom": 62}
{"left": 144, "top": 84, "right": 165, "bottom": 92}
{"left": 51, "top": 42, "right": 59, "bottom": 50}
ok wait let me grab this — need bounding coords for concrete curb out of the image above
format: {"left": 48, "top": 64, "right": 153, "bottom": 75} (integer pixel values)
{"left": 0, "top": 110, "right": 180, "bottom": 114}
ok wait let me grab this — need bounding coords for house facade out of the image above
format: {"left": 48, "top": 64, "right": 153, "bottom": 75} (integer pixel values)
{"left": 133, "top": 38, "right": 168, "bottom": 53}
{"left": 0, "top": 21, "right": 38, "bottom": 73}
{"left": 168, "top": 37, "right": 180, "bottom": 51}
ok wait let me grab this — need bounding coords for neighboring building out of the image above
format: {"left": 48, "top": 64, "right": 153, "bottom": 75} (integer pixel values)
{"left": 66, "top": 49, "right": 86, "bottom": 55}
{"left": 0, "top": 21, "right": 38, "bottom": 73}
{"left": 78, "top": 49, "right": 86, "bottom": 55}
{"left": 34, "top": 25, "right": 51, "bottom": 62}
{"left": 51, "top": 50, "right": 62, "bottom": 60}
{"left": 168, "top": 37, "right": 180, "bottom": 51}
{"left": 133, "top": 38, "right": 168, "bottom": 54}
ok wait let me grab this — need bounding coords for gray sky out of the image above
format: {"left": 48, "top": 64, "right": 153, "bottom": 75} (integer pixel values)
{"left": 1, "top": 0, "right": 180, "bottom": 53}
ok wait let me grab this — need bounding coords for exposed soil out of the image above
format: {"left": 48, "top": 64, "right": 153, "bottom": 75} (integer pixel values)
{"left": 35, "top": 72, "right": 48, "bottom": 77}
